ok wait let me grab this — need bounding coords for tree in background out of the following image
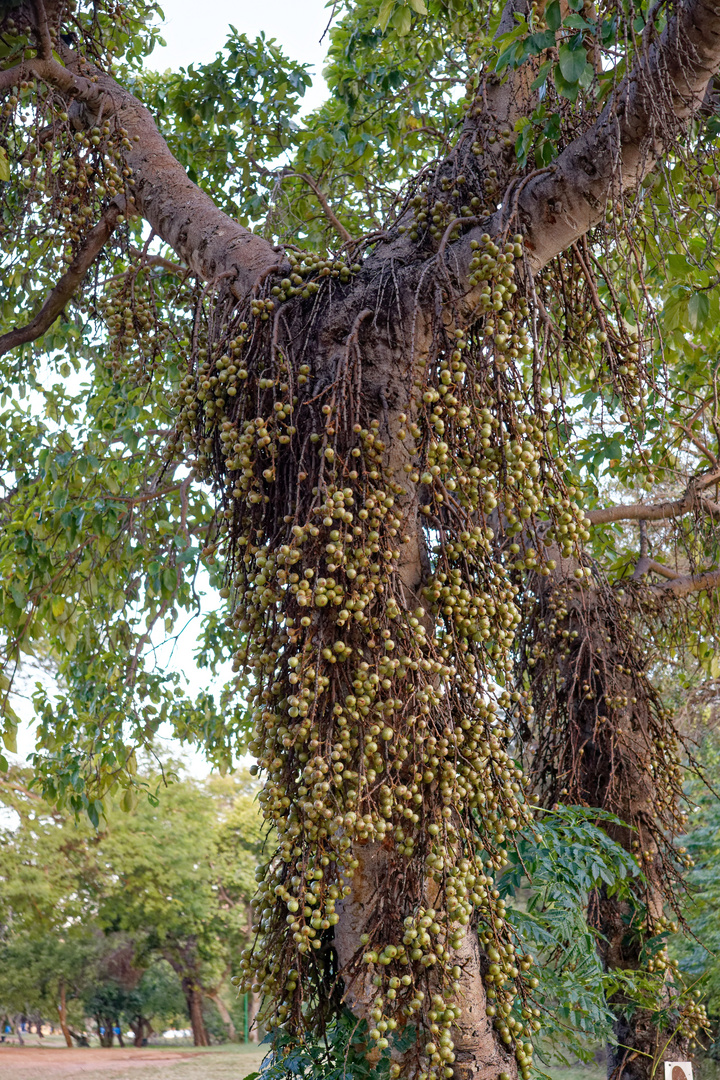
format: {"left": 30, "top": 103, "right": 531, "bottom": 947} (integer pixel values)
{"left": 0, "top": 766, "right": 262, "bottom": 1046}
{"left": 3, "top": 1, "right": 720, "bottom": 1078}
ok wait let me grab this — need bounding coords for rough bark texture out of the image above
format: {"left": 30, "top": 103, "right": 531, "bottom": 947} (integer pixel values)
{"left": 526, "top": 554, "right": 688, "bottom": 1080}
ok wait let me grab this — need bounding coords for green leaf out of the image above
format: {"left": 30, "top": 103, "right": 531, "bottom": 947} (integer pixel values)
{"left": 377, "top": 0, "right": 395, "bottom": 31}
{"left": 688, "top": 291, "right": 709, "bottom": 331}
{"left": 407, "top": 0, "right": 427, "bottom": 14}
{"left": 558, "top": 39, "right": 588, "bottom": 83}
{"left": 10, "top": 584, "right": 26, "bottom": 609}
{"left": 0, "top": 146, "right": 10, "bottom": 182}
{"left": 546, "top": 0, "right": 561, "bottom": 30}
{"left": 530, "top": 58, "right": 553, "bottom": 90}
{"left": 2, "top": 726, "right": 18, "bottom": 754}
{"left": 393, "top": 4, "right": 413, "bottom": 36}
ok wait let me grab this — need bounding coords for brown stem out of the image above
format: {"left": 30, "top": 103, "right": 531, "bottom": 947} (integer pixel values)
{"left": 587, "top": 465, "right": 720, "bottom": 524}
{"left": 287, "top": 172, "right": 353, "bottom": 245}
{"left": 0, "top": 201, "right": 124, "bottom": 358}
{"left": 654, "top": 567, "right": 720, "bottom": 598}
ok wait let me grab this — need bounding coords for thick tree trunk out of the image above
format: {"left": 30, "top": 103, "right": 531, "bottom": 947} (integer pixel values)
{"left": 524, "top": 557, "right": 689, "bottom": 1080}
{"left": 57, "top": 981, "right": 73, "bottom": 1048}
{"left": 182, "top": 978, "right": 210, "bottom": 1047}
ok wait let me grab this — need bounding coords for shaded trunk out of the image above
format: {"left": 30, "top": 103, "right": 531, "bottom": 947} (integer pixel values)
{"left": 96, "top": 1016, "right": 114, "bottom": 1047}
{"left": 182, "top": 978, "right": 210, "bottom": 1047}
{"left": 57, "top": 981, "right": 73, "bottom": 1048}
{"left": 525, "top": 558, "right": 688, "bottom": 1080}
{"left": 207, "top": 991, "right": 236, "bottom": 1042}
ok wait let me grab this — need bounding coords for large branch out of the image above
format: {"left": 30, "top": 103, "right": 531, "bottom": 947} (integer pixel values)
{"left": 0, "top": 201, "right": 122, "bottom": 358}
{"left": 587, "top": 465, "right": 720, "bottom": 524}
{"left": 655, "top": 567, "right": 720, "bottom": 597}
{"left": 439, "top": 0, "right": 720, "bottom": 301}
{"left": 0, "top": 52, "right": 282, "bottom": 301}
{"left": 517, "top": 0, "right": 720, "bottom": 270}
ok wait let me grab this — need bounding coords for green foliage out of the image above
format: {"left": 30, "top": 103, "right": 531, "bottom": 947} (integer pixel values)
{"left": 248, "top": 1010, "right": 416, "bottom": 1079}
{"left": 673, "top": 733, "right": 720, "bottom": 1031}
{"left": 499, "top": 807, "right": 640, "bottom": 1063}
{"left": 0, "top": 766, "right": 264, "bottom": 1034}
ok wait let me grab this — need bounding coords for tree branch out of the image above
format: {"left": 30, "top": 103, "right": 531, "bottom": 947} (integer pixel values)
{"left": 655, "top": 567, "right": 720, "bottom": 598}
{"left": 587, "top": 466, "right": 720, "bottom": 525}
{"left": 513, "top": 0, "right": 720, "bottom": 272}
{"left": 439, "top": 0, "right": 720, "bottom": 306}
{"left": 2, "top": 49, "right": 282, "bottom": 302}
{"left": 0, "top": 200, "right": 123, "bottom": 358}
{"left": 286, "top": 172, "right": 353, "bottom": 245}
{"left": 32, "top": 0, "right": 53, "bottom": 60}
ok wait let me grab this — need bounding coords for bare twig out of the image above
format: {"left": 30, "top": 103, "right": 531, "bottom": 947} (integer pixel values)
{"left": 285, "top": 172, "right": 353, "bottom": 245}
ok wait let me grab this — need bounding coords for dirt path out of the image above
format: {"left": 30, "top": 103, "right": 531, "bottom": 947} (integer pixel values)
{"left": 0, "top": 1045, "right": 265, "bottom": 1080}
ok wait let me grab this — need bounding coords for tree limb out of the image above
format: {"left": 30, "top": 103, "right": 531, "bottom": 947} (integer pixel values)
{"left": 32, "top": 0, "right": 53, "bottom": 60}
{"left": 587, "top": 466, "right": 720, "bottom": 524}
{"left": 0, "top": 200, "right": 123, "bottom": 358}
{"left": 1, "top": 49, "right": 283, "bottom": 302}
{"left": 442, "top": 0, "right": 720, "bottom": 304}
{"left": 285, "top": 172, "right": 353, "bottom": 245}
{"left": 655, "top": 567, "right": 720, "bottom": 598}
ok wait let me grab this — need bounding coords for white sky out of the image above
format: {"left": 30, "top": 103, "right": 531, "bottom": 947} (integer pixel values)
{"left": 8, "top": 0, "right": 333, "bottom": 781}
{"left": 147, "top": 0, "right": 332, "bottom": 112}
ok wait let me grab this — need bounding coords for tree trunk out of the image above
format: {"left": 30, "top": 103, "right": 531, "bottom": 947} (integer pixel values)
{"left": 96, "top": 1016, "right": 114, "bottom": 1047}
{"left": 8, "top": 3, "right": 720, "bottom": 1077}
{"left": 182, "top": 978, "right": 210, "bottom": 1047}
{"left": 247, "top": 991, "right": 259, "bottom": 1043}
{"left": 523, "top": 557, "right": 690, "bottom": 1080}
{"left": 207, "top": 991, "right": 236, "bottom": 1042}
{"left": 57, "top": 981, "right": 73, "bottom": 1048}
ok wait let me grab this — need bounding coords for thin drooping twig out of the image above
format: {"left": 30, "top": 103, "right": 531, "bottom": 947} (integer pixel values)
{"left": 0, "top": 201, "right": 125, "bottom": 358}
{"left": 285, "top": 172, "right": 353, "bottom": 245}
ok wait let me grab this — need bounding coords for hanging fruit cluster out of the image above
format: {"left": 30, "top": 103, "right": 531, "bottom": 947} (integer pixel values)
{"left": 165, "top": 226, "right": 592, "bottom": 1078}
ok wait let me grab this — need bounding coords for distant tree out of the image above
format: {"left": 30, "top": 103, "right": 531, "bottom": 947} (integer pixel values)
{"left": 96, "top": 770, "right": 262, "bottom": 1045}
{"left": 0, "top": 766, "right": 263, "bottom": 1047}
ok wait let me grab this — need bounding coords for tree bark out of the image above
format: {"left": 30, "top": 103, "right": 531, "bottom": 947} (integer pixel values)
{"left": 57, "top": 981, "right": 73, "bottom": 1048}
{"left": 524, "top": 555, "right": 690, "bottom": 1080}
{"left": 182, "top": 978, "right": 210, "bottom": 1047}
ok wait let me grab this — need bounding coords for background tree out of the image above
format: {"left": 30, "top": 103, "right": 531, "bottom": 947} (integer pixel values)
{"left": 0, "top": 765, "right": 261, "bottom": 1046}
{"left": 2, "top": 1, "right": 720, "bottom": 1079}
